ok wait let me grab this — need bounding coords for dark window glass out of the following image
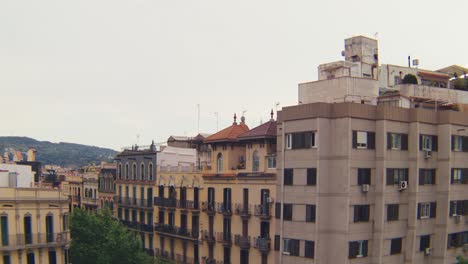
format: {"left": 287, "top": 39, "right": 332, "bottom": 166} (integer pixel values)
{"left": 304, "top": 241, "right": 315, "bottom": 258}
{"left": 357, "top": 168, "right": 371, "bottom": 185}
{"left": 48, "top": 251, "right": 57, "bottom": 264}
{"left": 353, "top": 205, "right": 370, "bottom": 222}
{"left": 290, "top": 132, "right": 315, "bottom": 149}
{"left": 284, "top": 169, "right": 293, "bottom": 186}
{"left": 305, "top": 205, "right": 316, "bottom": 222}
{"left": 283, "top": 204, "right": 293, "bottom": 221}
{"left": 419, "top": 169, "right": 436, "bottom": 185}
{"left": 306, "top": 168, "right": 317, "bottom": 186}
{"left": 419, "top": 235, "right": 431, "bottom": 251}
{"left": 275, "top": 203, "right": 280, "bottom": 219}
{"left": 390, "top": 238, "right": 402, "bottom": 255}
{"left": 3, "top": 255, "right": 10, "bottom": 264}
{"left": 387, "top": 204, "right": 399, "bottom": 221}
{"left": 274, "top": 235, "right": 280, "bottom": 251}
{"left": 348, "top": 240, "right": 368, "bottom": 258}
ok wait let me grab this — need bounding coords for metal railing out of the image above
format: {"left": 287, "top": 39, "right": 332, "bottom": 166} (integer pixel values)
{"left": 254, "top": 204, "right": 271, "bottom": 218}
{"left": 0, "top": 232, "right": 69, "bottom": 249}
{"left": 253, "top": 236, "right": 271, "bottom": 252}
{"left": 234, "top": 234, "right": 251, "bottom": 248}
{"left": 201, "top": 201, "right": 216, "bottom": 214}
{"left": 154, "top": 197, "right": 177, "bottom": 208}
{"left": 154, "top": 224, "right": 199, "bottom": 239}
{"left": 200, "top": 230, "right": 215, "bottom": 242}
{"left": 234, "top": 204, "right": 251, "bottom": 216}
{"left": 117, "top": 197, "right": 153, "bottom": 208}
{"left": 216, "top": 202, "right": 232, "bottom": 215}
{"left": 215, "top": 232, "right": 232, "bottom": 245}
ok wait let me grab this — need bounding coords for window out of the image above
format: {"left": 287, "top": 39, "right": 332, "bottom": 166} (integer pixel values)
{"left": 306, "top": 168, "right": 317, "bottom": 185}
{"left": 386, "top": 168, "right": 408, "bottom": 185}
{"left": 217, "top": 153, "right": 223, "bottom": 173}
{"left": 349, "top": 240, "right": 368, "bottom": 258}
{"left": 419, "top": 169, "right": 436, "bottom": 185}
{"left": 275, "top": 203, "right": 280, "bottom": 219}
{"left": 132, "top": 163, "right": 137, "bottom": 179}
{"left": 352, "top": 131, "right": 375, "bottom": 149}
{"left": 3, "top": 255, "right": 11, "bottom": 264}
{"left": 286, "top": 132, "right": 316, "bottom": 149}
{"left": 282, "top": 238, "right": 299, "bottom": 256}
{"left": 449, "top": 200, "right": 468, "bottom": 216}
{"left": 353, "top": 205, "right": 370, "bottom": 222}
{"left": 27, "top": 252, "right": 35, "bottom": 264}
{"left": 420, "top": 134, "right": 438, "bottom": 151}
{"left": 125, "top": 164, "right": 129, "bottom": 179}
{"left": 451, "top": 168, "right": 468, "bottom": 184}
{"left": 267, "top": 156, "right": 276, "bottom": 169}
{"left": 305, "top": 205, "right": 316, "bottom": 222}
{"left": 387, "top": 204, "right": 399, "bottom": 221}
{"left": 452, "top": 135, "right": 468, "bottom": 152}
{"left": 48, "top": 251, "right": 57, "bottom": 264}
{"left": 118, "top": 164, "right": 122, "bottom": 179}
{"left": 419, "top": 235, "right": 431, "bottom": 251}
{"left": 62, "top": 214, "right": 69, "bottom": 231}
{"left": 387, "top": 133, "right": 408, "bottom": 150}
{"left": 1, "top": 216, "right": 8, "bottom": 246}
{"left": 140, "top": 163, "right": 145, "bottom": 180}
{"left": 357, "top": 168, "right": 371, "bottom": 185}
{"left": 417, "top": 202, "right": 437, "bottom": 219}
{"left": 283, "top": 204, "right": 292, "bottom": 221}
{"left": 274, "top": 235, "right": 280, "bottom": 251}
{"left": 252, "top": 151, "right": 259, "bottom": 172}
{"left": 447, "top": 231, "right": 468, "bottom": 248}
{"left": 304, "top": 240, "right": 315, "bottom": 258}
{"left": 284, "top": 169, "right": 293, "bottom": 186}
{"left": 390, "top": 238, "right": 402, "bottom": 255}
{"left": 46, "top": 215, "right": 54, "bottom": 243}
{"left": 149, "top": 163, "right": 154, "bottom": 180}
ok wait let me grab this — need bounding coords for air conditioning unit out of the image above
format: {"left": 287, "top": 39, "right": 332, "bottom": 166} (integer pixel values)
{"left": 455, "top": 215, "right": 463, "bottom": 224}
{"left": 424, "top": 150, "right": 432, "bottom": 159}
{"left": 362, "top": 184, "right": 370, "bottom": 192}
{"left": 399, "top": 181, "right": 408, "bottom": 191}
{"left": 424, "top": 247, "right": 432, "bottom": 256}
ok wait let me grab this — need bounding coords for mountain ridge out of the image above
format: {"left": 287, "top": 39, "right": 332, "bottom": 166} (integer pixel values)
{"left": 0, "top": 136, "right": 117, "bottom": 168}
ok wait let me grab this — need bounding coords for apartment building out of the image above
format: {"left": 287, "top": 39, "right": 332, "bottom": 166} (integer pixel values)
{"left": 275, "top": 36, "right": 468, "bottom": 264}
{"left": 82, "top": 177, "right": 99, "bottom": 212}
{"left": 201, "top": 114, "right": 277, "bottom": 264}
{"left": 0, "top": 166, "right": 70, "bottom": 264}
{"left": 98, "top": 167, "right": 116, "bottom": 213}
{"left": 154, "top": 165, "right": 203, "bottom": 264}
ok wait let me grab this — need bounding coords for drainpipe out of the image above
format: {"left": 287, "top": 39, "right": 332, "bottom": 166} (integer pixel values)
{"left": 279, "top": 121, "right": 286, "bottom": 264}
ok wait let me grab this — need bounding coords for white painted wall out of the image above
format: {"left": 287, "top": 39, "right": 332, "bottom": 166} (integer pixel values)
{"left": 0, "top": 164, "right": 34, "bottom": 187}
{"left": 157, "top": 146, "right": 197, "bottom": 167}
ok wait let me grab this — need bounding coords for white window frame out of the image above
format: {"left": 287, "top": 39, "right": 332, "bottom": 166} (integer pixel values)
{"left": 267, "top": 156, "right": 276, "bottom": 169}
{"left": 423, "top": 135, "right": 432, "bottom": 151}
{"left": 357, "top": 131, "right": 368, "bottom": 148}
{"left": 393, "top": 169, "right": 406, "bottom": 184}
{"left": 453, "top": 169, "right": 462, "bottom": 184}
{"left": 310, "top": 132, "right": 317, "bottom": 148}
{"left": 282, "top": 238, "right": 291, "bottom": 255}
{"left": 356, "top": 240, "right": 366, "bottom": 258}
{"left": 391, "top": 133, "right": 402, "bottom": 150}
{"left": 286, "top": 134, "right": 292, "bottom": 150}
{"left": 420, "top": 203, "right": 431, "bottom": 219}
{"left": 454, "top": 135, "right": 463, "bottom": 151}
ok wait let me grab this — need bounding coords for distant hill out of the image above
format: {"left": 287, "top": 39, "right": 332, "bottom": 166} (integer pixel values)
{"left": 0, "top": 137, "right": 117, "bottom": 168}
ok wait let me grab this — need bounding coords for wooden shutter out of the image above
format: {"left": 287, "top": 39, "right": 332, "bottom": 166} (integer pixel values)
{"left": 387, "top": 133, "right": 392, "bottom": 149}
{"left": 352, "top": 131, "right": 357, "bottom": 149}
{"left": 430, "top": 202, "right": 437, "bottom": 218}
{"left": 401, "top": 134, "right": 408, "bottom": 150}
{"left": 367, "top": 132, "right": 375, "bottom": 149}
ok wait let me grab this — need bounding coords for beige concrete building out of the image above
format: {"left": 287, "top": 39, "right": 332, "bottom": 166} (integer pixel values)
{"left": 98, "top": 167, "right": 116, "bottom": 213}
{"left": 201, "top": 114, "right": 277, "bottom": 264}
{"left": 0, "top": 187, "right": 70, "bottom": 264}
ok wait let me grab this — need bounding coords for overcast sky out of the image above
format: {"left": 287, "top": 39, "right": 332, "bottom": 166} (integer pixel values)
{"left": 1, "top": 0, "right": 467, "bottom": 150}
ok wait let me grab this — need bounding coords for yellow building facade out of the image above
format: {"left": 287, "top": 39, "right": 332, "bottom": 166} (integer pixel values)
{"left": 0, "top": 187, "right": 70, "bottom": 264}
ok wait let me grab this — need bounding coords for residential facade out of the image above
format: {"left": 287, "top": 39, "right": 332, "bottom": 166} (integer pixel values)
{"left": 201, "top": 114, "right": 277, "bottom": 264}
{"left": 98, "top": 167, "right": 116, "bottom": 213}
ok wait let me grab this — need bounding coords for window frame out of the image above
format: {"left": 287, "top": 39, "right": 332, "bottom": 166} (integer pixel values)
{"left": 387, "top": 204, "right": 399, "bottom": 221}
{"left": 390, "top": 237, "right": 402, "bottom": 255}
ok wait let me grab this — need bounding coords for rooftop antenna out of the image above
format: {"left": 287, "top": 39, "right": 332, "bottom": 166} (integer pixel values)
{"left": 275, "top": 102, "right": 280, "bottom": 113}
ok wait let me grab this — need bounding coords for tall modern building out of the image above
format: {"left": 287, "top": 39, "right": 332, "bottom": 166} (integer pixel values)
{"left": 275, "top": 36, "right": 468, "bottom": 264}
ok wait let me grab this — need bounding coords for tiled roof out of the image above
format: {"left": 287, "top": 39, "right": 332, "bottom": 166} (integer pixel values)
{"left": 238, "top": 120, "right": 277, "bottom": 140}
{"left": 204, "top": 122, "right": 249, "bottom": 143}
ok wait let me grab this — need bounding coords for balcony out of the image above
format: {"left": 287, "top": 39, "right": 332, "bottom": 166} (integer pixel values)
{"left": 154, "top": 197, "right": 177, "bottom": 208}
{"left": 215, "top": 232, "right": 232, "bottom": 246}
{"left": 254, "top": 204, "right": 271, "bottom": 219}
{"left": 154, "top": 224, "right": 199, "bottom": 240}
{"left": 234, "top": 234, "right": 251, "bottom": 249}
{"left": 216, "top": 202, "right": 232, "bottom": 216}
{"left": 117, "top": 197, "right": 153, "bottom": 208}
{"left": 144, "top": 248, "right": 155, "bottom": 257}
{"left": 82, "top": 197, "right": 98, "bottom": 206}
{"left": 234, "top": 204, "right": 251, "bottom": 218}
{"left": 200, "top": 230, "right": 215, "bottom": 244}
{"left": 204, "top": 257, "right": 226, "bottom": 264}
{"left": 201, "top": 202, "right": 216, "bottom": 215}
{"left": 0, "top": 232, "right": 70, "bottom": 250}
{"left": 253, "top": 237, "right": 270, "bottom": 253}
{"left": 177, "top": 199, "right": 200, "bottom": 210}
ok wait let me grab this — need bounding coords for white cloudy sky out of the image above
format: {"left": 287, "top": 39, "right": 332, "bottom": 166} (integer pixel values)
{"left": 1, "top": 0, "right": 467, "bottom": 150}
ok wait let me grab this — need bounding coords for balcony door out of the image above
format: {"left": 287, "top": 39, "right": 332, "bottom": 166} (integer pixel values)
{"left": 24, "top": 216, "right": 32, "bottom": 244}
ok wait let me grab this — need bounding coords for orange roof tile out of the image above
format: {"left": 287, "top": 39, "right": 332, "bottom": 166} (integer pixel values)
{"left": 204, "top": 122, "right": 249, "bottom": 143}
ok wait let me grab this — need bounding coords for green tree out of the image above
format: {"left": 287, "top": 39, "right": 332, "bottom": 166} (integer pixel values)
{"left": 70, "top": 208, "right": 152, "bottom": 264}
{"left": 457, "top": 256, "right": 468, "bottom": 264}
{"left": 402, "top": 74, "right": 418, "bottom": 84}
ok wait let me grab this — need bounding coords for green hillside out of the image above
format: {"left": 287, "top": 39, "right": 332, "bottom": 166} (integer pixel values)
{"left": 0, "top": 137, "right": 117, "bottom": 168}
